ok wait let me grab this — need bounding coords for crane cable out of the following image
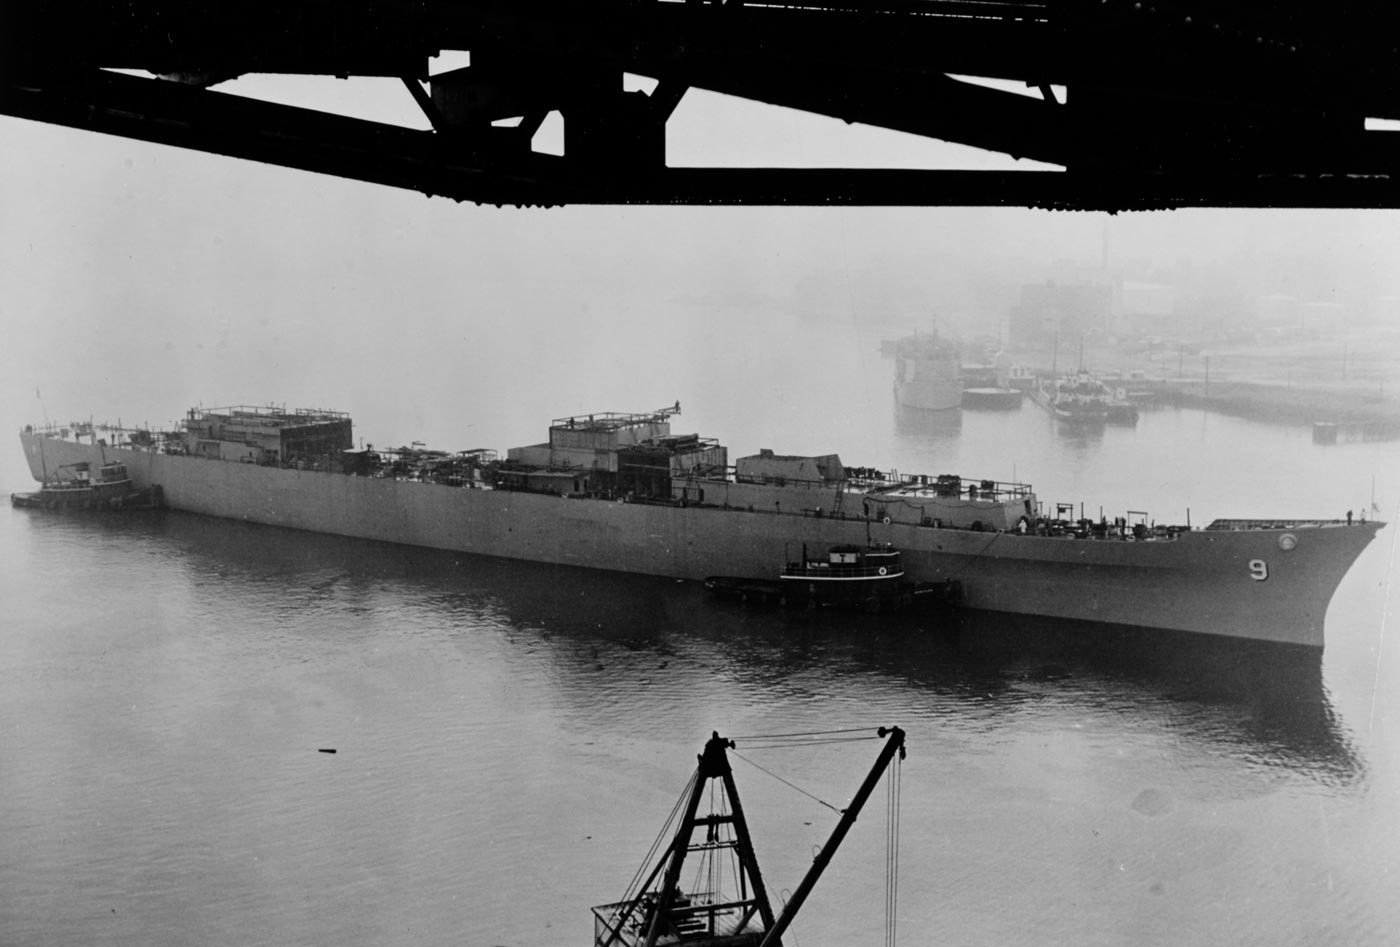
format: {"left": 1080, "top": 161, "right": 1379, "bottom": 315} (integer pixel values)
{"left": 885, "top": 752, "right": 903, "bottom": 947}
{"left": 618, "top": 769, "right": 698, "bottom": 905}
{"left": 730, "top": 750, "right": 843, "bottom": 814}
{"left": 732, "top": 727, "right": 883, "bottom": 741}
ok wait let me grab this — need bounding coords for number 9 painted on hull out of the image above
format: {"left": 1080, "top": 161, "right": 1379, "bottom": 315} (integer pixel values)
{"left": 1249, "top": 559, "right": 1269, "bottom": 581}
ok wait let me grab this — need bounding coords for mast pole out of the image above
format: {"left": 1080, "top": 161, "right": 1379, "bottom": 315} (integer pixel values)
{"left": 643, "top": 732, "right": 742, "bottom": 947}
{"left": 757, "top": 727, "right": 906, "bottom": 947}
{"left": 34, "top": 389, "right": 49, "bottom": 481}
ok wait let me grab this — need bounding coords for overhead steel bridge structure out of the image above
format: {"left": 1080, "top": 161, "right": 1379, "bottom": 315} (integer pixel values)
{"left": 4, "top": 0, "right": 1400, "bottom": 210}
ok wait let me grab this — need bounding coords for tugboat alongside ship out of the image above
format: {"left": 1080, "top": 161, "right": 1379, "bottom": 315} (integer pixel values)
{"left": 704, "top": 542, "right": 962, "bottom": 613}
{"left": 10, "top": 456, "right": 162, "bottom": 511}
{"left": 16, "top": 401, "right": 1383, "bottom": 649}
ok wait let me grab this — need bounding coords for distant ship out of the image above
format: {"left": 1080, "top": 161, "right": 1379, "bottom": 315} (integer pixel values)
{"left": 961, "top": 351, "right": 1025, "bottom": 409}
{"left": 17, "top": 402, "right": 1383, "bottom": 649}
{"left": 961, "top": 387, "right": 1024, "bottom": 410}
{"left": 885, "top": 331, "right": 962, "bottom": 413}
{"left": 997, "top": 361, "right": 1038, "bottom": 392}
{"left": 1031, "top": 369, "right": 1140, "bottom": 424}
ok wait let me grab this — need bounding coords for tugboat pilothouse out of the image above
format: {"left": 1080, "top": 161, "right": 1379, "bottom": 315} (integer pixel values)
{"left": 781, "top": 544, "right": 907, "bottom": 612}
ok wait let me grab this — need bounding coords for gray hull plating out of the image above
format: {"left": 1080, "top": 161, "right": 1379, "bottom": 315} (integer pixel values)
{"left": 20, "top": 433, "right": 1381, "bottom": 648}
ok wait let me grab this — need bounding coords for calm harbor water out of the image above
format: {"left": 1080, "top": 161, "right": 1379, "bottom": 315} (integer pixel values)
{"left": 3, "top": 400, "right": 1399, "bottom": 947}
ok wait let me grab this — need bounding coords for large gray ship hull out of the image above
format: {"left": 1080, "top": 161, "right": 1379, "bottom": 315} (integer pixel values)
{"left": 18, "top": 432, "right": 1382, "bottom": 648}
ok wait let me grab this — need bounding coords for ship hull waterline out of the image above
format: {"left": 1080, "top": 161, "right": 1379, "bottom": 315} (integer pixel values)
{"left": 19, "top": 433, "right": 1382, "bottom": 649}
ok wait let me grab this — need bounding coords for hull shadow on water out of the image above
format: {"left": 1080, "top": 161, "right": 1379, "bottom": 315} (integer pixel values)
{"left": 25, "top": 509, "right": 1363, "bottom": 789}
{"left": 688, "top": 600, "right": 1359, "bottom": 786}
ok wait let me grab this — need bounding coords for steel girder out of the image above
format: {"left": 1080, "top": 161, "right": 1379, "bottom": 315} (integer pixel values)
{"left": 5, "top": 1, "right": 1400, "bottom": 209}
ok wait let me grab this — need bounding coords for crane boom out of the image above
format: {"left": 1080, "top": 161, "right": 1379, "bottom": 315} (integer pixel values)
{"left": 758, "top": 726, "right": 906, "bottom": 947}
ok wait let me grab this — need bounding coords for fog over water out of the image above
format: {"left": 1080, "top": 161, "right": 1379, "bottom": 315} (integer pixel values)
{"left": 5, "top": 82, "right": 1400, "bottom": 474}
{"left": 4, "top": 77, "right": 1400, "bottom": 947}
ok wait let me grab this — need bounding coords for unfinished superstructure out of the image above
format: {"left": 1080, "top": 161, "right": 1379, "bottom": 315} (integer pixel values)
{"left": 179, "top": 405, "right": 353, "bottom": 467}
{"left": 501, "top": 404, "right": 726, "bottom": 499}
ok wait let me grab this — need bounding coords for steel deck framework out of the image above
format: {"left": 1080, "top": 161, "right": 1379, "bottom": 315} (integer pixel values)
{"left": 5, "top": 0, "right": 1400, "bottom": 209}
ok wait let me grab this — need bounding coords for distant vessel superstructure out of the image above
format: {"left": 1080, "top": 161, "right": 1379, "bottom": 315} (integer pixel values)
{"left": 887, "top": 331, "right": 962, "bottom": 413}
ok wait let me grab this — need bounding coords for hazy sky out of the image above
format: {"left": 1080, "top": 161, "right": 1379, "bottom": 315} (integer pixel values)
{"left": 5, "top": 71, "right": 1400, "bottom": 484}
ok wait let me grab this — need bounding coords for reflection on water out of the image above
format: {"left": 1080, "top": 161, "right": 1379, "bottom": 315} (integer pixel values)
{"left": 136, "top": 511, "right": 1361, "bottom": 789}
{"left": 1048, "top": 416, "right": 1109, "bottom": 447}
{"left": 894, "top": 403, "right": 962, "bottom": 439}
{"left": 696, "top": 600, "right": 1359, "bottom": 787}
{"left": 7, "top": 502, "right": 1395, "bottom": 947}
{"left": 941, "top": 611, "right": 1360, "bottom": 785}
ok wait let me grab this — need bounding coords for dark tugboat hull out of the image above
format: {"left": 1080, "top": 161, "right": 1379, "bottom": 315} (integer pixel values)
{"left": 10, "top": 484, "right": 163, "bottom": 511}
{"left": 703, "top": 575, "right": 962, "bottom": 614}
